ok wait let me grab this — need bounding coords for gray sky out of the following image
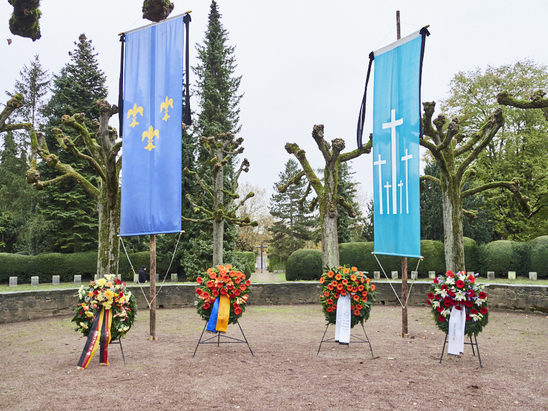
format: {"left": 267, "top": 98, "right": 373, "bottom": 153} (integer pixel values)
{"left": 2, "top": 0, "right": 548, "bottom": 205}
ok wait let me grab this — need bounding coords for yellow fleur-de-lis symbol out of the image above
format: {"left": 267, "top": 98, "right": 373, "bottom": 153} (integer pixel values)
{"left": 127, "top": 103, "right": 143, "bottom": 128}
{"left": 160, "top": 96, "right": 173, "bottom": 121}
{"left": 142, "top": 125, "right": 159, "bottom": 151}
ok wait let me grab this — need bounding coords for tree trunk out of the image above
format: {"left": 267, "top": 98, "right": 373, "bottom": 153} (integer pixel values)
{"left": 212, "top": 148, "right": 224, "bottom": 266}
{"left": 320, "top": 165, "right": 339, "bottom": 268}
{"left": 96, "top": 181, "right": 120, "bottom": 276}
{"left": 440, "top": 174, "right": 465, "bottom": 272}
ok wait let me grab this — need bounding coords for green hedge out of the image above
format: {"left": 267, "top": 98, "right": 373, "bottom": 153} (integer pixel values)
{"left": 285, "top": 249, "right": 322, "bottom": 281}
{"left": 267, "top": 254, "right": 286, "bottom": 272}
{"left": 479, "top": 240, "right": 529, "bottom": 277}
{"left": 463, "top": 237, "right": 480, "bottom": 273}
{"left": 529, "top": 235, "right": 548, "bottom": 278}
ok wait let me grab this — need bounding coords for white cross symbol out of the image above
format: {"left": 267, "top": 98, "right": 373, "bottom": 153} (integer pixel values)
{"left": 382, "top": 109, "right": 403, "bottom": 214}
{"left": 384, "top": 181, "right": 392, "bottom": 215}
{"left": 401, "top": 148, "right": 413, "bottom": 214}
{"left": 398, "top": 180, "right": 404, "bottom": 214}
{"left": 374, "top": 154, "right": 387, "bottom": 214}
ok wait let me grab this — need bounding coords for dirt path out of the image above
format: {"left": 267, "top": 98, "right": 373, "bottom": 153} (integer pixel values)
{"left": 1, "top": 305, "right": 547, "bottom": 410}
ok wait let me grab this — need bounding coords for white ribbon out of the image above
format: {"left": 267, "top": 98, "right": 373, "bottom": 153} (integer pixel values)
{"left": 448, "top": 306, "right": 466, "bottom": 355}
{"left": 335, "top": 294, "right": 351, "bottom": 344}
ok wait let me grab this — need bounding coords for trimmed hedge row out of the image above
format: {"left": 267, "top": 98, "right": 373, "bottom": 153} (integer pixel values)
{"left": 285, "top": 236, "right": 548, "bottom": 281}
{"left": 0, "top": 250, "right": 258, "bottom": 284}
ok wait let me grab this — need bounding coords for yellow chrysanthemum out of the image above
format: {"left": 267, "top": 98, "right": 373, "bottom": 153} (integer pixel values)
{"left": 97, "top": 278, "right": 106, "bottom": 287}
{"left": 104, "top": 290, "right": 114, "bottom": 300}
{"left": 85, "top": 311, "right": 94, "bottom": 317}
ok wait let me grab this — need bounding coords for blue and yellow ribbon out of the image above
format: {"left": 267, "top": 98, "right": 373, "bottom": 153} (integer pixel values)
{"left": 206, "top": 296, "right": 230, "bottom": 333}
{"left": 77, "top": 307, "right": 112, "bottom": 369}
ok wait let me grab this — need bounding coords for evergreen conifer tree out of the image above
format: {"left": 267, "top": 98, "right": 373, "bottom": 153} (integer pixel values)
{"left": 182, "top": 0, "right": 243, "bottom": 273}
{"left": 269, "top": 159, "right": 315, "bottom": 263}
{"left": 39, "top": 34, "right": 107, "bottom": 252}
{"left": 336, "top": 162, "right": 365, "bottom": 243}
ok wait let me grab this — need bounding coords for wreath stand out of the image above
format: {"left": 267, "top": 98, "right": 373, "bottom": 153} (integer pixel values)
{"left": 110, "top": 338, "right": 126, "bottom": 364}
{"left": 192, "top": 321, "right": 254, "bottom": 357}
{"left": 317, "top": 322, "right": 374, "bottom": 358}
{"left": 439, "top": 333, "right": 483, "bottom": 368}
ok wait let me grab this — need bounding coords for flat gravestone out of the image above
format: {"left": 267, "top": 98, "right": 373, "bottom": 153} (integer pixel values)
{"left": 410, "top": 271, "right": 418, "bottom": 280}
{"left": 52, "top": 275, "right": 60, "bottom": 285}
{"left": 156, "top": 274, "right": 160, "bottom": 282}
{"left": 74, "top": 275, "right": 82, "bottom": 285}
{"left": 171, "top": 273, "right": 178, "bottom": 282}
{"left": 529, "top": 272, "right": 537, "bottom": 281}
{"left": 9, "top": 276, "right": 17, "bottom": 287}
{"left": 391, "top": 271, "right": 398, "bottom": 280}
{"left": 428, "top": 271, "right": 436, "bottom": 279}
{"left": 508, "top": 271, "right": 516, "bottom": 280}
{"left": 373, "top": 271, "right": 381, "bottom": 280}
{"left": 31, "top": 276, "right": 39, "bottom": 286}
{"left": 487, "top": 271, "right": 495, "bottom": 280}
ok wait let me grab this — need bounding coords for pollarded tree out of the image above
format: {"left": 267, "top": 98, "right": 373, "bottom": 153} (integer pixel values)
{"left": 420, "top": 101, "right": 530, "bottom": 272}
{"left": 442, "top": 62, "right": 548, "bottom": 241}
{"left": 280, "top": 125, "right": 372, "bottom": 268}
{"left": 184, "top": 133, "right": 256, "bottom": 266}
{"left": 27, "top": 100, "right": 121, "bottom": 276}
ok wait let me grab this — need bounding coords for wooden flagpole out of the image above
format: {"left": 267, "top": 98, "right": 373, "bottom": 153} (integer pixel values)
{"left": 149, "top": 234, "right": 157, "bottom": 340}
{"left": 396, "top": 10, "right": 410, "bottom": 338}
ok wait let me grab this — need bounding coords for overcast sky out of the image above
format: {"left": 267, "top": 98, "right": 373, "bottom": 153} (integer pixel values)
{"left": 1, "top": 0, "right": 548, "bottom": 205}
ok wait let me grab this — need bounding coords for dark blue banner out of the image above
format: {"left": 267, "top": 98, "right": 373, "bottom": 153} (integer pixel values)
{"left": 120, "top": 16, "right": 184, "bottom": 236}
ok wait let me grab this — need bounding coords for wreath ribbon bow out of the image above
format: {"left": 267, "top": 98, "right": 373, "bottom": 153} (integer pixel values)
{"left": 206, "top": 295, "right": 230, "bottom": 333}
{"left": 77, "top": 307, "right": 112, "bottom": 368}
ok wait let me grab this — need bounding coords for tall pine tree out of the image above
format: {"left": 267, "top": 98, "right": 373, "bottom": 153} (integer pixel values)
{"left": 269, "top": 159, "right": 315, "bottom": 264}
{"left": 39, "top": 34, "right": 107, "bottom": 252}
{"left": 180, "top": 0, "right": 243, "bottom": 274}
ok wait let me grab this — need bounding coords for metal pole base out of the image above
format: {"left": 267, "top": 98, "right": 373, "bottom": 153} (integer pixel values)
{"left": 193, "top": 320, "right": 254, "bottom": 357}
{"left": 317, "top": 323, "right": 374, "bottom": 358}
{"left": 439, "top": 333, "right": 483, "bottom": 368}
{"left": 110, "top": 338, "right": 126, "bottom": 364}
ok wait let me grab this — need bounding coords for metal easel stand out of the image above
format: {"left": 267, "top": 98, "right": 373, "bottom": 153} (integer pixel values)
{"left": 192, "top": 321, "right": 254, "bottom": 357}
{"left": 317, "top": 322, "right": 374, "bottom": 358}
{"left": 110, "top": 338, "right": 126, "bottom": 364}
{"left": 439, "top": 333, "right": 482, "bottom": 368}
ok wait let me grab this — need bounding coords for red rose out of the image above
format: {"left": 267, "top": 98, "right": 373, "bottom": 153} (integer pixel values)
{"left": 480, "top": 306, "right": 488, "bottom": 314}
{"left": 220, "top": 288, "right": 228, "bottom": 295}
{"left": 446, "top": 270, "right": 454, "bottom": 277}
{"left": 427, "top": 293, "right": 434, "bottom": 300}
{"left": 326, "top": 306, "right": 333, "bottom": 313}
{"left": 433, "top": 277, "right": 439, "bottom": 284}
{"left": 353, "top": 310, "right": 361, "bottom": 316}
{"left": 470, "top": 308, "right": 478, "bottom": 314}
{"left": 437, "top": 307, "right": 443, "bottom": 313}
{"left": 456, "top": 280, "right": 465, "bottom": 289}
{"left": 203, "top": 303, "right": 210, "bottom": 310}
{"left": 195, "top": 288, "right": 202, "bottom": 295}
{"left": 240, "top": 284, "right": 246, "bottom": 291}
{"left": 234, "top": 307, "right": 242, "bottom": 315}
{"left": 438, "top": 315, "right": 446, "bottom": 322}
{"left": 478, "top": 292, "right": 487, "bottom": 299}
{"left": 448, "top": 289, "right": 455, "bottom": 297}
{"left": 465, "top": 300, "right": 473, "bottom": 308}
{"left": 441, "top": 284, "right": 448, "bottom": 291}
{"left": 245, "top": 280, "right": 251, "bottom": 287}
{"left": 234, "top": 289, "right": 241, "bottom": 296}
{"left": 467, "top": 290, "right": 475, "bottom": 298}
{"left": 468, "top": 275, "right": 476, "bottom": 283}
{"left": 197, "top": 277, "right": 203, "bottom": 284}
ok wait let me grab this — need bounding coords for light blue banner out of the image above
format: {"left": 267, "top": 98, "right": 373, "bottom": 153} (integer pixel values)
{"left": 120, "top": 17, "right": 184, "bottom": 236}
{"left": 372, "top": 32, "right": 423, "bottom": 258}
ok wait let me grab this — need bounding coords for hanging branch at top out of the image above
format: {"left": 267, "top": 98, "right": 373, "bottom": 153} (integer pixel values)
{"left": 142, "top": 0, "right": 174, "bottom": 22}
{"left": 420, "top": 101, "right": 530, "bottom": 272}
{"left": 26, "top": 100, "right": 122, "bottom": 276}
{"left": 7, "top": 0, "right": 41, "bottom": 41}
{"left": 497, "top": 90, "right": 548, "bottom": 121}
{"left": 280, "top": 124, "right": 372, "bottom": 268}
{"left": 184, "top": 132, "right": 257, "bottom": 266}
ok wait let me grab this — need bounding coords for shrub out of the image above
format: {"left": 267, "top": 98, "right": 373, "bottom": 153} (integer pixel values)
{"left": 119, "top": 251, "right": 150, "bottom": 282}
{"left": 0, "top": 253, "right": 34, "bottom": 284}
{"left": 528, "top": 235, "right": 548, "bottom": 279}
{"left": 417, "top": 240, "right": 445, "bottom": 277}
{"left": 479, "top": 240, "right": 528, "bottom": 277}
{"left": 285, "top": 249, "right": 322, "bottom": 281}
{"left": 267, "top": 254, "right": 286, "bottom": 272}
{"left": 463, "top": 237, "right": 480, "bottom": 273}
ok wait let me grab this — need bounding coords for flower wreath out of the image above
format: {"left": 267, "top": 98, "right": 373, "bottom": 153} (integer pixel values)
{"left": 195, "top": 264, "right": 250, "bottom": 324}
{"left": 319, "top": 266, "right": 376, "bottom": 328}
{"left": 427, "top": 270, "right": 489, "bottom": 337}
{"left": 72, "top": 274, "right": 137, "bottom": 340}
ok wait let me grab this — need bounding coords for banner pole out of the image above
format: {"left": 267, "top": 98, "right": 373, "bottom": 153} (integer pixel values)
{"left": 395, "top": 9, "right": 410, "bottom": 338}
{"left": 149, "top": 234, "right": 157, "bottom": 340}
